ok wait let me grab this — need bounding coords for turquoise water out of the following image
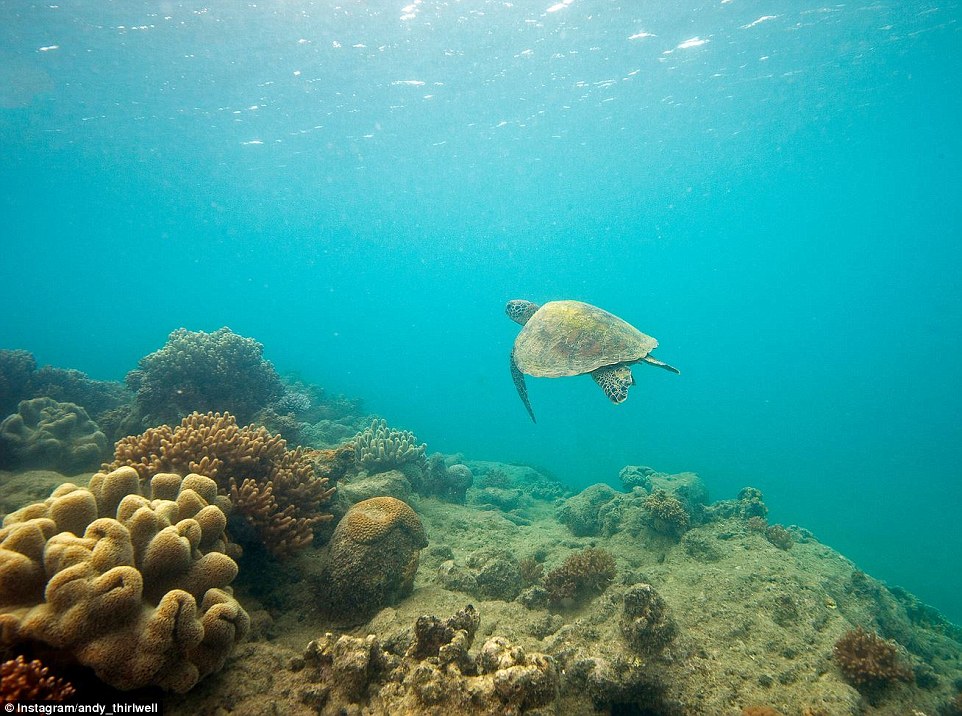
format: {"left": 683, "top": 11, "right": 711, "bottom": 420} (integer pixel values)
{"left": 2, "top": 1, "right": 960, "bottom": 623}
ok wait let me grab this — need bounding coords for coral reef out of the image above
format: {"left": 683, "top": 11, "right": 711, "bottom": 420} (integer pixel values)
{"left": 619, "top": 464, "right": 654, "bottom": 492}
{"left": 557, "top": 483, "right": 622, "bottom": 537}
{"left": 125, "top": 328, "right": 283, "bottom": 427}
{"left": 295, "top": 606, "right": 558, "bottom": 715}
{"left": 420, "top": 454, "right": 473, "bottom": 503}
{"left": 0, "top": 349, "right": 130, "bottom": 431}
{"left": 353, "top": 418, "right": 427, "bottom": 475}
{"left": 323, "top": 497, "right": 428, "bottom": 622}
{"left": 0, "top": 397, "right": 108, "bottom": 473}
{"left": 0, "top": 349, "right": 37, "bottom": 417}
{"left": 832, "top": 627, "right": 913, "bottom": 688}
{"left": 0, "top": 654, "right": 76, "bottom": 701}
{"left": 0, "top": 467, "right": 249, "bottom": 692}
{"left": 620, "top": 583, "right": 676, "bottom": 654}
{"left": 466, "top": 549, "right": 524, "bottom": 601}
{"left": 106, "top": 411, "right": 336, "bottom": 558}
{"left": 764, "top": 524, "right": 794, "bottom": 550}
{"left": 543, "top": 548, "right": 617, "bottom": 609}
{"left": 641, "top": 488, "right": 690, "bottom": 537}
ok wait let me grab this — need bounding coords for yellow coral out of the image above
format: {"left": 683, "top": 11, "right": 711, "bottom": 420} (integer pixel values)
{"left": 339, "top": 496, "right": 426, "bottom": 545}
{"left": 0, "top": 468, "right": 249, "bottom": 692}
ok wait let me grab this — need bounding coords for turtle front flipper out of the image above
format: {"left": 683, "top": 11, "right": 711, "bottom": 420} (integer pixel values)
{"left": 641, "top": 355, "right": 680, "bottom": 374}
{"left": 591, "top": 364, "right": 635, "bottom": 404}
{"left": 510, "top": 352, "right": 537, "bottom": 422}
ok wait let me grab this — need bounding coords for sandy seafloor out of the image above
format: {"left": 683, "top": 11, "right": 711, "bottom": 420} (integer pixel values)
{"left": 3, "top": 461, "right": 960, "bottom": 716}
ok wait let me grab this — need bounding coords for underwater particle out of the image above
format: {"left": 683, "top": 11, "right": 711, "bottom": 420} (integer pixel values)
{"left": 505, "top": 299, "right": 679, "bottom": 422}
{"left": 832, "top": 627, "right": 913, "bottom": 688}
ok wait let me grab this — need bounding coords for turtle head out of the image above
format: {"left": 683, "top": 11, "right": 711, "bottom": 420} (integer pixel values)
{"left": 505, "top": 299, "right": 540, "bottom": 326}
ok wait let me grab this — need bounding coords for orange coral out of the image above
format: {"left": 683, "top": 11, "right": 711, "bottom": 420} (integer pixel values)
{"left": 106, "top": 412, "right": 335, "bottom": 558}
{"left": 0, "top": 655, "right": 75, "bottom": 701}
{"left": 833, "top": 627, "right": 913, "bottom": 687}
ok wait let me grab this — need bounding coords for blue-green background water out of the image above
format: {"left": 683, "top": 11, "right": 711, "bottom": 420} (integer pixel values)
{"left": 2, "top": 1, "right": 960, "bottom": 621}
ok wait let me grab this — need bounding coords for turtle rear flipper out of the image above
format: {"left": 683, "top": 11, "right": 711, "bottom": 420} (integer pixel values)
{"left": 510, "top": 353, "right": 537, "bottom": 422}
{"left": 591, "top": 364, "right": 635, "bottom": 403}
{"left": 642, "top": 355, "right": 680, "bottom": 374}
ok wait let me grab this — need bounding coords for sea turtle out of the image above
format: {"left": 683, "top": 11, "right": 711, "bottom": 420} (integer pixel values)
{"left": 505, "top": 299, "right": 679, "bottom": 422}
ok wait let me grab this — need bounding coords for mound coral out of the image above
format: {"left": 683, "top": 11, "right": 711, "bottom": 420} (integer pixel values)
{"left": 0, "top": 655, "right": 76, "bottom": 701}
{"left": 0, "top": 397, "right": 108, "bottom": 473}
{"left": 420, "top": 454, "right": 473, "bottom": 503}
{"left": 557, "top": 483, "right": 623, "bottom": 537}
{"left": 106, "top": 411, "right": 336, "bottom": 558}
{"left": 620, "top": 583, "right": 676, "bottom": 654}
{"left": 0, "top": 467, "right": 249, "bottom": 692}
{"left": 324, "top": 496, "right": 428, "bottom": 621}
{"left": 619, "top": 465, "right": 654, "bottom": 492}
{"left": 353, "top": 418, "right": 426, "bottom": 474}
{"left": 832, "top": 626, "right": 913, "bottom": 687}
{"left": 125, "top": 327, "right": 283, "bottom": 426}
{"left": 543, "top": 547, "right": 617, "bottom": 609}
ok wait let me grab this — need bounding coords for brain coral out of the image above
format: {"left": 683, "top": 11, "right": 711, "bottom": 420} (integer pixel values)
{"left": 107, "top": 411, "right": 336, "bottom": 558}
{"left": 0, "top": 467, "right": 249, "bottom": 692}
{"left": 325, "top": 496, "right": 428, "bottom": 621}
{"left": 0, "top": 397, "right": 108, "bottom": 473}
{"left": 125, "top": 327, "right": 283, "bottom": 426}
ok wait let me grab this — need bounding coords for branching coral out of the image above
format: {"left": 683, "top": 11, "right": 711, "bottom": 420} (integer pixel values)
{"left": 832, "top": 627, "right": 913, "bottom": 687}
{"left": 0, "top": 467, "right": 249, "bottom": 692}
{"left": 106, "top": 411, "right": 335, "bottom": 558}
{"left": 642, "top": 489, "right": 690, "bottom": 537}
{"left": 0, "top": 655, "right": 76, "bottom": 701}
{"left": 543, "top": 548, "right": 617, "bottom": 609}
{"left": 125, "top": 327, "right": 283, "bottom": 426}
{"left": 353, "top": 418, "right": 426, "bottom": 474}
{"left": 0, "top": 397, "right": 108, "bottom": 473}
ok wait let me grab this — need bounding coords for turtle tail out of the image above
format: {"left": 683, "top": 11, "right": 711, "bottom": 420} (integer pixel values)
{"left": 510, "top": 353, "right": 537, "bottom": 423}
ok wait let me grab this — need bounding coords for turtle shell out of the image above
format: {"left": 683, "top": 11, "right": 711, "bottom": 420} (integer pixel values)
{"left": 514, "top": 300, "right": 658, "bottom": 378}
